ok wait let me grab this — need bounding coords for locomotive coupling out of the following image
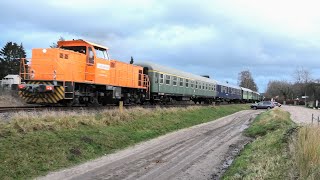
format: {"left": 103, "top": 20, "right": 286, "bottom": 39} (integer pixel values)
{"left": 18, "top": 83, "right": 55, "bottom": 93}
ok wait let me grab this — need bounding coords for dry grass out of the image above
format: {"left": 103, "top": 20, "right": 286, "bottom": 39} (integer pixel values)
{"left": 0, "top": 106, "right": 201, "bottom": 136}
{"left": 0, "top": 90, "right": 25, "bottom": 107}
{"left": 292, "top": 125, "right": 320, "bottom": 179}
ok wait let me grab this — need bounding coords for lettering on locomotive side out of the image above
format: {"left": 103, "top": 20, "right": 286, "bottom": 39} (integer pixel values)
{"left": 97, "top": 63, "right": 110, "bottom": 70}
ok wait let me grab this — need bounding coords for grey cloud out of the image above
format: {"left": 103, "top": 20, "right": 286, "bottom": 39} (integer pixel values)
{"left": 1, "top": 0, "right": 320, "bottom": 92}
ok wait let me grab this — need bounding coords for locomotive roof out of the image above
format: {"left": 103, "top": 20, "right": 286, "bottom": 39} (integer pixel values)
{"left": 135, "top": 62, "right": 217, "bottom": 84}
{"left": 58, "top": 39, "right": 109, "bottom": 50}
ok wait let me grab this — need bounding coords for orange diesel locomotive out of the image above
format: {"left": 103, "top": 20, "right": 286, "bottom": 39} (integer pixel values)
{"left": 19, "top": 39, "right": 150, "bottom": 106}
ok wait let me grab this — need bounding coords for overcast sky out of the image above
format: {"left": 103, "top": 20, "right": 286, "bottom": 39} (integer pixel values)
{"left": 1, "top": 0, "right": 320, "bottom": 92}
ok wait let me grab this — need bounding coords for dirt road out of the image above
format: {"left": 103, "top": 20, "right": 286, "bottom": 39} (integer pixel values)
{"left": 40, "top": 110, "right": 260, "bottom": 180}
{"left": 282, "top": 105, "right": 320, "bottom": 124}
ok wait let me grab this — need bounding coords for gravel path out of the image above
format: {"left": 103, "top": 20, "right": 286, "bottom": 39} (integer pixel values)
{"left": 39, "top": 110, "right": 260, "bottom": 180}
{"left": 281, "top": 105, "right": 320, "bottom": 124}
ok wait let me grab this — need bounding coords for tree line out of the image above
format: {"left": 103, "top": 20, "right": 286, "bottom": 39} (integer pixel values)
{"left": 265, "top": 67, "right": 320, "bottom": 105}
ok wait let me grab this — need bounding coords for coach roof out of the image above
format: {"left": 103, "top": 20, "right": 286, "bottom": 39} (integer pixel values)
{"left": 135, "top": 62, "right": 217, "bottom": 84}
{"left": 217, "top": 81, "right": 241, "bottom": 90}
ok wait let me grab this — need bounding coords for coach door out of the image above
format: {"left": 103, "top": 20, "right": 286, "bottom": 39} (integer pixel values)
{"left": 85, "top": 47, "right": 95, "bottom": 82}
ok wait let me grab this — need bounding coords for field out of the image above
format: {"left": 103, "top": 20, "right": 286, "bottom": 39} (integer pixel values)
{"left": 0, "top": 104, "right": 248, "bottom": 179}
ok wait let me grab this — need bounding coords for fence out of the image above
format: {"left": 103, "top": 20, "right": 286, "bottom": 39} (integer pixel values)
{"left": 312, "top": 114, "right": 320, "bottom": 124}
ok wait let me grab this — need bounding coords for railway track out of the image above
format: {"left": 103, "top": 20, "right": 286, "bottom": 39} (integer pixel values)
{"left": 0, "top": 103, "right": 229, "bottom": 114}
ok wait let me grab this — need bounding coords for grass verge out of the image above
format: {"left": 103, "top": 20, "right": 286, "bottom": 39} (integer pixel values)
{"left": 223, "top": 108, "right": 297, "bottom": 179}
{"left": 0, "top": 104, "right": 248, "bottom": 179}
{"left": 293, "top": 125, "right": 320, "bottom": 179}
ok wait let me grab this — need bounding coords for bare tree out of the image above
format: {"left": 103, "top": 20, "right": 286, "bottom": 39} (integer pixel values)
{"left": 50, "top": 36, "right": 65, "bottom": 48}
{"left": 293, "top": 67, "right": 313, "bottom": 105}
{"left": 293, "top": 67, "right": 312, "bottom": 83}
{"left": 265, "top": 80, "right": 293, "bottom": 101}
{"left": 238, "top": 70, "right": 258, "bottom": 91}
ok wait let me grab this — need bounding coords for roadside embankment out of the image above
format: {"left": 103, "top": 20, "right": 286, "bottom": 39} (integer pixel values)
{"left": 0, "top": 104, "right": 248, "bottom": 179}
{"left": 223, "top": 107, "right": 320, "bottom": 179}
{"left": 223, "top": 109, "right": 297, "bottom": 179}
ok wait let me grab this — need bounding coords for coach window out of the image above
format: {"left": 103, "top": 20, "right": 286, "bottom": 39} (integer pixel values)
{"left": 155, "top": 72, "right": 159, "bottom": 83}
{"left": 191, "top": 80, "right": 194, "bottom": 88}
{"left": 180, "top": 78, "right": 184, "bottom": 87}
{"left": 160, "top": 74, "right": 164, "bottom": 84}
{"left": 173, "top": 76, "right": 177, "bottom": 86}
{"left": 166, "top": 75, "right": 171, "bottom": 85}
{"left": 195, "top": 81, "right": 198, "bottom": 89}
{"left": 202, "top": 83, "right": 205, "bottom": 90}
{"left": 186, "top": 79, "right": 189, "bottom": 88}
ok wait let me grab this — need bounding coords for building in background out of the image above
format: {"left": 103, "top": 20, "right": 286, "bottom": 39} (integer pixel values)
{"left": 0, "top": 75, "right": 21, "bottom": 89}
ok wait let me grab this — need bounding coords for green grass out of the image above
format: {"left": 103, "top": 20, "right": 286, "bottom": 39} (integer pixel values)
{"left": 0, "top": 104, "right": 248, "bottom": 179}
{"left": 223, "top": 109, "right": 297, "bottom": 180}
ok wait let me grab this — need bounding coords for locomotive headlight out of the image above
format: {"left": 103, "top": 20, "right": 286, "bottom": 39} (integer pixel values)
{"left": 42, "top": 49, "right": 47, "bottom": 53}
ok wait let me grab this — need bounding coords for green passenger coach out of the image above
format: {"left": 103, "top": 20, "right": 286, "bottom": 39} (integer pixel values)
{"left": 135, "top": 62, "right": 217, "bottom": 104}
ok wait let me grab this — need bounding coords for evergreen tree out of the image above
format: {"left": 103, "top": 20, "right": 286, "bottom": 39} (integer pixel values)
{"left": 130, "top": 56, "right": 134, "bottom": 64}
{"left": 0, "top": 42, "right": 27, "bottom": 79}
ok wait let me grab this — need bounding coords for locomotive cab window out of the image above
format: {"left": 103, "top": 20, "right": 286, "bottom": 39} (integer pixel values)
{"left": 94, "top": 46, "right": 109, "bottom": 60}
{"left": 88, "top": 47, "right": 94, "bottom": 64}
{"left": 60, "top": 46, "right": 87, "bottom": 54}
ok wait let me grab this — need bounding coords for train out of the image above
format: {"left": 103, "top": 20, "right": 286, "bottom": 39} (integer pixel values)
{"left": 18, "top": 39, "right": 261, "bottom": 106}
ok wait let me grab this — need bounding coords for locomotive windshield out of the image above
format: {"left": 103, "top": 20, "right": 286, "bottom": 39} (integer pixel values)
{"left": 94, "top": 46, "right": 110, "bottom": 60}
{"left": 60, "top": 46, "right": 87, "bottom": 54}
